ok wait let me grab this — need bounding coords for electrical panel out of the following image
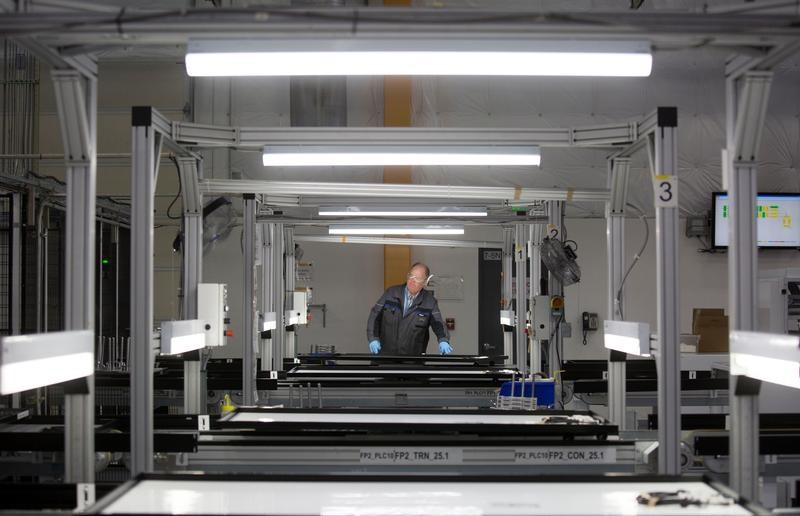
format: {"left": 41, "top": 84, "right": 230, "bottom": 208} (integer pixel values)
{"left": 759, "top": 268, "right": 800, "bottom": 335}
{"left": 198, "top": 283, "right": 229, "bottom": 347}
{"left": 531, "top": 295, "right": 552, "bottom": 339}
{"left": 286, "top": 288, "right": 311, "bottom": 326}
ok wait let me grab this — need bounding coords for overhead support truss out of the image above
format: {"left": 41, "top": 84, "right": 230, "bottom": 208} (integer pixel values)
{"left": 3, "top": 7, "right": 800, "bottom": 51}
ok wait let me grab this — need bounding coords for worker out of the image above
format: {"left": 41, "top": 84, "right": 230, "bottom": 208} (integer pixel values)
{"left": 367, "top": 262, "right": 453, "bottom": 355}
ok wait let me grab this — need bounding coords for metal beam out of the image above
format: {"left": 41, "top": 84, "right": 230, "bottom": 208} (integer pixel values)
{"left": 4, "top": 8, "right": 800, "bottom": 49}
{"left": 258, "top": 223, "right": 273, "bottom": 372}
{"left": 528, "top": 222, "right": 544, "bottom": 375}
{"left": 201, "top": 180, "right": 610, "bottom": 203}
{"left": 242, "top": 195, "right": 257, "bottom": 405}
{"left": 514, "top": 223, "right": 528, "bottom": 374}
{"left": 130, "top": 107, "right": 163, "bottom": 476}
{"left": 284, "top": 227, "right": 296, "bottom": 359}
{"left": 294, "top": 235, "right": 503, "bottom": 248}
{"left": 727, "top": 71, "right": 772, "bottom": 501}
{"left": 501, "top": 227, "right": 514, "bottom": 364}
{"left": 52, "top": 68, "right": 96, "bottom": 485}
{"left": 546, "top": 201, "right": 564, "bottom": 378}
{"left": 270, "top": 223, "right": 285, "bottom": 371}
{"left": 648, "top": 107, "right": 681, "bottom": 475}
{"left": 606, "top": 157, "right": 631, "bottom": 430}
{"left": 174, "top": 123, "right": 637, "bottom": 149}
{"left": 178, "top": 157, "right": 204, "bottom": 414}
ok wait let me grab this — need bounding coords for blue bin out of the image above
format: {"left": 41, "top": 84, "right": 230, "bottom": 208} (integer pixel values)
{"left": 499, "top": 379, "right": 556, "bottom": 408}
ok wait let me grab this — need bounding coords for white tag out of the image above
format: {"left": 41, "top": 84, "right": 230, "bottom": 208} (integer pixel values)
{"left": 16, "top": 409, "right": 29, "bottom": 420}
{"left": 360, "top": 447, "right": 463, "bottom": 465}
{"left": 514, "top": 447, "right": 617, "bottom": 465}
{"left": 198, "top": 415, "right": 210, "bottom": 431}
{"left": 602, "top": 371, "right": 608, "bottom": 380}
{"left": 689, "top": 370, "right": 697, "bottom": 380}
{"left": 269, "top": 371, "right": 278, "bottom": 380}
{"left": 75, "top": 483, "right": 95, "bottom": 511}
{"left": 654, "top": 175, "right": 678, "bottom": 208}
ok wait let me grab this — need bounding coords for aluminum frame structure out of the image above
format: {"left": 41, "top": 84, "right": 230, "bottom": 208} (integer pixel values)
{"left": 177, "top": 156, "right": 205, "bottom": 414}
{"left": 725, "top": 70, "right": 773, "bottom": 500}
{"left": 51, "top": 65, "right": 97, "bottom": 486}
{"left": 242, "top": 195, "right": 258, "bottom": 405}
{"left": 514, "top": 223, "right": 529, "bottom": 374}
{"left": 606, "top": 158, "right": 631, "bottom": 430}
{"left": 129, "top": 107, "right": 199, "bottom": 476}
{"left": 501, "top": 228, "right": 514, "bottom": 363}
{"left": 611, "top": 107, "right": 680, "bottom": 474}
{"left": 546, "top": 201, "right": 564, "bottom": 379}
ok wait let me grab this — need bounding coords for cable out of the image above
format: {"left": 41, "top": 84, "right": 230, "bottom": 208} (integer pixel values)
{"left": 616, "top": 203, "right": 649, "bottom": 320}
{"left": 165, "top": 155, "right": 182, "bottom": 220}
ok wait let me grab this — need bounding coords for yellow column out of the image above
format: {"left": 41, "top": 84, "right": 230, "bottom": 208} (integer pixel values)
{"left": 383, "top": 0, "right": 413, "bottom": 288}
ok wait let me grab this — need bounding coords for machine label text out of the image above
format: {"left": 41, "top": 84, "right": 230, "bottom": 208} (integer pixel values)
{"left": 360, "top": 447, "right": 463, "bottom": 465}
{"left": 513, "top": 447, "right": 616, "bottom": 464}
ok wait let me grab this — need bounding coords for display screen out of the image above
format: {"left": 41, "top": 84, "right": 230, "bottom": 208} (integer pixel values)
{"left": 713, "top": 192, "right": 800, "bottom": 248}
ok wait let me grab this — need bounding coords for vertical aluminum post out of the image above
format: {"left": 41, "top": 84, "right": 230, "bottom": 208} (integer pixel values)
{"left": 270, "top": 223, "right": 285, "bottom": 369}
{"left": 501, "top": 227, "right": 514, "bottom": 363}
{"left": 607, "top": 158, "right": 631, "bottom": 429}
{"left": 130, "top": 107, "right": 163, "bottom": 476}
{"left": 727, "top": 71, "right": 772, "bottom": 500}
{"left": 52, "top": 68, "right": 96, "bottom": 484}
{"left": 284, "top": 227, "right": 296, "bottom": 358}
{"left": 514, "top": 223, "right": 528, "bottom": 373}
{"left": 546, "top": 201, "right": 564, "bottom": 377}
{"left": 648, "top": 108, "right": 681, "bottom": 475}
{"left": 178, "top": 157, "right": 204, "bottom": 414}
{"left": 259, "top": 223, "right": 274, "bottom": 371}
{"left": 529, "top": 223, "right": 544, "bottom": 374}
{"left": 242, "top": 195, "right": 257, "bottom": 405}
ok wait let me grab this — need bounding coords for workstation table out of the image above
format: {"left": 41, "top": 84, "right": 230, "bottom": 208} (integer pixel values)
{"left": 265, "top": 354, "right": 517, "bottom": 408}
{"left": 183, "top": 407, "right": 633, "bottom": 475}
{"left": 87, "top": 473, "right": 767, "bottom": 515}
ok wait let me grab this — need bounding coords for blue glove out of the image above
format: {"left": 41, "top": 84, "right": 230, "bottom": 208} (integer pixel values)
{"left": 369, "top": 340, "right": 381, "bottom": 354}
{"left": 438, "top": 341, "right": 453, "bottom": 355}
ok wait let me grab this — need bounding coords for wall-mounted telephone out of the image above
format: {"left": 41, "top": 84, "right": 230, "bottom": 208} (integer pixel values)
{"left": 581, "top": 311, "right": 598, "bottom": 345}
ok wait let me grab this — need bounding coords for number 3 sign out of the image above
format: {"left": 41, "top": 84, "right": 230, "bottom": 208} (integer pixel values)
{"left": 654, "top": 174, "right": 678, "bottom": 208}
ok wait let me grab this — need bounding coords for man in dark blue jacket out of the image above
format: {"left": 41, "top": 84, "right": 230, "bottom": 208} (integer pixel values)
{"left": 367, "top": 262, "right": 453, "bottom": 355}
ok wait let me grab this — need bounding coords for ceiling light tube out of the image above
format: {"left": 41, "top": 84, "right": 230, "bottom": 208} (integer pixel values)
{"left": 187, "top": 39, "right": 652, "bottom": 77}
{"left": 160, "top": 320, "right": 206, "bottom": 356}
{"left": 603, "top": 320, "right": 651, "bottom": 357}
{"left": 0, "top": 330, "right": 93, "bottom": 395}
{"left": 730, "top": 330, "right": 800, "bottom": 389}
{"left": 262, "top": 145, "right": 540, "bottom": 167}
{"left": 329, "top": 223, "right": 464, "bottom": 236}
{"left": 318, "top": 206, "right": 487, "bottom": 217}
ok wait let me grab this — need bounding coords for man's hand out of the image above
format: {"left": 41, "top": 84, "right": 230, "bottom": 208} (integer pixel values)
{"left": 369, "top": 340, "right": 381, "bottom": 354}
{"left": 438, "top": 341, "right": 453, "bottom": 355}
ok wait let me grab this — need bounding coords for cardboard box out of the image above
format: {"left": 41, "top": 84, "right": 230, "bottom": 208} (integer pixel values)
{"left": 692, "top": 308, "right": 728, "bottom": 353}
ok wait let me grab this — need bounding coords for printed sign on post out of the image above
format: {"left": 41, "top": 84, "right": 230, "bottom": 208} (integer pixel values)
{"left": 654, "top": 175, "right": 678, "bottom": 208}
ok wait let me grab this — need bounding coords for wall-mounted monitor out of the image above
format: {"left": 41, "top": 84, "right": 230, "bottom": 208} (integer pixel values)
{"left": 712, "top": 192, "right": 800, "bottom": 249}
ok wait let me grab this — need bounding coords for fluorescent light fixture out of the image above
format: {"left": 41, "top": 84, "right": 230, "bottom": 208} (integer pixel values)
{"left": 262, "top": 145, "right": 540, "bottom": 167}
{"left": 160, "top": 320, "right": 206, "bottom": 355}
{"left": 319, "top": 206, "right": 487, "bottom": 217}
{"left": 186, "top": 39, "right": 652, "bottom": 77}
{"left": 500, "top": 310, "right": 515, "bottom": 326}
{"left": 0, "top": 330, "right": 93, "bottom": 395}
{"left": 603, "top": 320, "right": 651, "bottom": 357}
{"left": 329, "top": 224, "right": 464, "bottom": 236}
{"left": 730, "top": 330, "right": 800, "bottom": 389}
{"left": 261, "top": 312, "right": 277, "bottom": 332}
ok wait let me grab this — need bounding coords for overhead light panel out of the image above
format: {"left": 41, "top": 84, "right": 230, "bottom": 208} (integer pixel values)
{"left": 730, "top": 330, "right": 800, "bottom": 389}
{"left": 0, "top": 330, "right": 93, "bottom": 395}
{"left": 603, "top": 320, "right": 651, "bottom": 357}
{"left": 160, "top": 320, "right": 206, "bottom": 356}
{"left": 319, "top": 206, "right": 487, "bottom": 217}
{"left": 329, "top": 224, "right": 464, "bottom": 236}
{"left": 186, "top": 39, "right": 652, "bottom": 77}
{"left": 262, "top": 145, "right": 541, "bottom": 167}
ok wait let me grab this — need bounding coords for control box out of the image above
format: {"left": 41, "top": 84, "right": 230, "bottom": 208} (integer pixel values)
{"left": 198, "top": 283, "right": 229, "bottom": 347}
{"left": 531, "top": 295, "right": 552, "bottom": 339}
{"left": 286, "top": 288, "right": 311, "bottom": 326}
